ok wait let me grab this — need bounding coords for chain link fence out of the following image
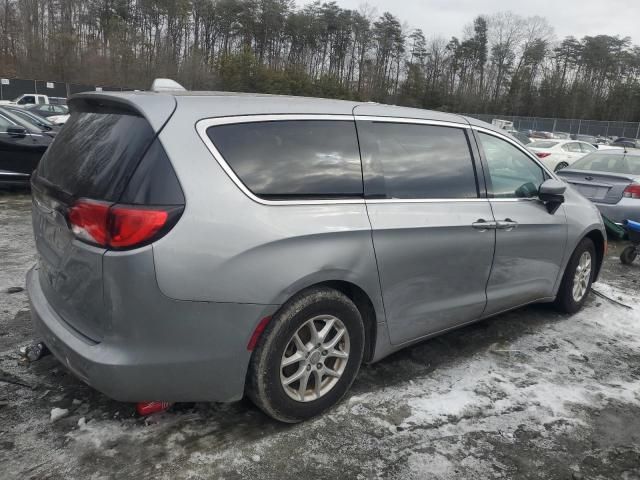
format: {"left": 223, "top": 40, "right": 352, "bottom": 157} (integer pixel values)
{"left": 0, "top": 76, "right": 130, "bottom": 101}
{"left": 465, "top": 113, "right": 640, "bottom": 139}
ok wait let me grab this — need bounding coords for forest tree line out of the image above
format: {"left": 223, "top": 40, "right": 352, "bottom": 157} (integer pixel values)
{"left": 1, "top": 0, "right": 640, "bottom": 121}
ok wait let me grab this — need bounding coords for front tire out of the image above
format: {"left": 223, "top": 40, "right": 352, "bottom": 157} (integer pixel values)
{"left": 554, "top": 238, "right": 596, "bottom": 313}
{"left": 246, "top": 287, "right": 365, "bottom": 423}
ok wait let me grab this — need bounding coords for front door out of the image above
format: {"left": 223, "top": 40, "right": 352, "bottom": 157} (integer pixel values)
{"left": 475, "top": 131, "right": 568, "bottom": 316}
{"left": 358, "top": 118, "right": 496, "bottom": 345}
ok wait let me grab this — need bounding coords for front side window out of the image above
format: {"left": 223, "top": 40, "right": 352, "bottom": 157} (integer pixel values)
{"left": 357, "top": 122, "right": 478, "bottom": 199}
{"left": 207, "top": 120, "right": 363, "bottom": 200}
{"left": 18, "top": 96, "right": 35, "bottom": 105}
{"left": 478, "top": 132, "right": 545, "bottom": 198}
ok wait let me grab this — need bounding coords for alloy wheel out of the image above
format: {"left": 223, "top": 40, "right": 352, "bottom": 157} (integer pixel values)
{"left": 280, "top": 315, "right": 350, "bottom": 402}
{"left": 572, "top": 251, "right": 592, "bottom": 302}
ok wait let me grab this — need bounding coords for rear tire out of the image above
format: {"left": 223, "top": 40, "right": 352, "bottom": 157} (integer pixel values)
{"left": 620, "top": 246, "right": 638, "bottom": 265}
{"left": 554, "top": 238, "right": 596, "bottom": 313}
{"left": 246, "top": 287, "right": 365, "bottom": 423}
{"left": 554, "top": 161, "right": 569, "bottom": 172}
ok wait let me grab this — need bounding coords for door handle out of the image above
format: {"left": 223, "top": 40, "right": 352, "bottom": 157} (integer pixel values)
{"left": 472, "top": 219, "right": 498, "bottom": 231}
{"left": 496, "top": 219, "right": 518, "bottom": 231}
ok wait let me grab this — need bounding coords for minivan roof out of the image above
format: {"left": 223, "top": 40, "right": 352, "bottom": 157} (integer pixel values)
{"left": 69, "top": 90, "right": 501, "bottom": 134}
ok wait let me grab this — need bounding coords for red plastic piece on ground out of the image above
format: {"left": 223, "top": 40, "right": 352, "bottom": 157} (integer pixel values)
{"left": 136, "top": 401, "right": 173, "bottom": 416}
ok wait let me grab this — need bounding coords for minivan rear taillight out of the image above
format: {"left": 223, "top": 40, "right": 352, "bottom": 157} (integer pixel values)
{"left": 68, "top": 199, "right": 183, "bottom": 249}
{"left": 623, "top": 183, "right": 640, "bottom": 199}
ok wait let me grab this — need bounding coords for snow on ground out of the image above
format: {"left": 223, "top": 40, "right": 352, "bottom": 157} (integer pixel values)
{"left": 2, "top": 192, "right": 640, "bottom": 479}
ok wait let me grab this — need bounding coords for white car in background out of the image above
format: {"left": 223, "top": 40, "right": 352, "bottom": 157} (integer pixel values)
{"left": 527, "top": 140, "right": 598, "bottom": 172}
{"left": 47, "top": 114, "right": 69, "bottom": 125}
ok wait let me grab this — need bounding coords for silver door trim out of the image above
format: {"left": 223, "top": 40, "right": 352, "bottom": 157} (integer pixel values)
{"left": 354, "top": 115, "right": 471, "bottom": 130}
{"left": 365, "top": 198, "right": 489, "bottom": 204}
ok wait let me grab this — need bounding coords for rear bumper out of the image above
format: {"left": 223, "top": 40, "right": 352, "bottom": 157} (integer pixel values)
{"left": 594, "top": 199, "right": 640, "bottom": 224}
{"left": 27, "top": 265, "right": 276, "bottom": 402}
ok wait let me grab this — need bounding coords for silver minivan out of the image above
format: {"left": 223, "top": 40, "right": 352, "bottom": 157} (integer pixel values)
{"left": 27, "top": 91, "right": 606, "bottom": 422}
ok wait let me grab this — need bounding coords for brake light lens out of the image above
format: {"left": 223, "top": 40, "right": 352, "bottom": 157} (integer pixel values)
{"left": 623, "top": 183, "right": 640, "bottom": 199}
{"left": 535, "top": 152, "right": 551, "bottom": 158}
{"left": 68, "top": 199, "right": 182, "bottom": 249}
{"left": 109, "top": 206, "right": 168, "bottom": 248}
{"left": 68, "top": 200, "right": 110, "bottom": 245}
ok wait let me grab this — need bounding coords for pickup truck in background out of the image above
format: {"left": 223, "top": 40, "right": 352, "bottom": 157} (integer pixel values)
{"left": 0, "top": 94, "right": 67, "bottom": 106}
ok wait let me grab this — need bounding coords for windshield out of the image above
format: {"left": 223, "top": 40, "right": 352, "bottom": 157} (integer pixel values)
{"left": 6, "top": 108, "right": 53, "bottom": 127}
{"left": 570, "top": 153, "right": 640, "bottom": 175}
{"left": 529, "top": 141, "right": 558, "bottom": 149}
{"left": 0, "top": 108, "right": 42, "bottom": 132}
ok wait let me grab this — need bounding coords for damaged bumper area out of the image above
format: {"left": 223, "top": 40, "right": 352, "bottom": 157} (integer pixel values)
{"left": 26, "top": 265, "right": 277, "bottom": 403}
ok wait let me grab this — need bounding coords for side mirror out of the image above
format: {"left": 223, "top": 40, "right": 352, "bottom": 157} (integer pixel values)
{"left": 7, "top": 126, "right": 27, "bottom": 138}
{"left": 539, "top": 179, "right": 566, "bottom": 214}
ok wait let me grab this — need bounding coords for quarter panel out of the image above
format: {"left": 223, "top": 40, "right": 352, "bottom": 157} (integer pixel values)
{"left": 152, "top": 108, "right": 383, "bottom": 314}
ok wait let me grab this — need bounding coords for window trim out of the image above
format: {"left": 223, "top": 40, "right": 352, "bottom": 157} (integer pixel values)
{"left": 196, "top": 115, "right": 555, "bottom": 207}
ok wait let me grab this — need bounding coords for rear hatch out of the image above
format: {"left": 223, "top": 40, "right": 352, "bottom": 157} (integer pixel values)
{"left": 31, "top": 96, "right": 182, "bottom": 342}
{"left": 559, "top": 169, "right": 637, "bottom": 205}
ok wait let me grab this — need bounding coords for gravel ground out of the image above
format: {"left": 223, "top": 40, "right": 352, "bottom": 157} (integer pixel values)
{"left": 1, "top": 191, "right": 640, "bottom": 480}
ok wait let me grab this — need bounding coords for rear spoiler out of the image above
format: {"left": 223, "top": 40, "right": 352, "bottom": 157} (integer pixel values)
{"left": 68, "top": 92, "right": 177, "bottom": 133}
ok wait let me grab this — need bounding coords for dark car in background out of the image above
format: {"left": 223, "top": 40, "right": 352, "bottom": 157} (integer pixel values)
{"left": 2, "top": 105, "right": 61, "bottom": 136}
{"left": 557, "top": 150, "right": 640, "bottom": 223}
{"left": 0, "top": 107, "right": 54, "bottom": 187}
{"left": 612, "top": 137, "right": 639, "bottom": 149}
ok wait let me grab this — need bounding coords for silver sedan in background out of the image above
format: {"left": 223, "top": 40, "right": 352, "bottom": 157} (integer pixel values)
{"left": 558, "top": 150, "right": 640, "bottom": 223}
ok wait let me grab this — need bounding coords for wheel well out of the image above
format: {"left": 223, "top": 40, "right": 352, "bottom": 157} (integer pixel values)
{"left": 585, "top": 229, "right": 605, "bottom": 280}
{"left": 318, "top": 280, "right": 378, "bottom": 363}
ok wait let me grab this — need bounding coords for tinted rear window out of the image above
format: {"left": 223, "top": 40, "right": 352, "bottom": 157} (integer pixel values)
{"left": 529, "top": 141, "right": 558, "bottom": 149}
{"left": 357, "top": 121, "right": 478, "bottom": 199}
{"left": 571, "top": 153, "right": 640, "bottom": 175}
{"left": 36, "top": 110, "right": 155, "bottom": 200}
{"left": 207, "top": 120, "right": 363, "bottom": 199}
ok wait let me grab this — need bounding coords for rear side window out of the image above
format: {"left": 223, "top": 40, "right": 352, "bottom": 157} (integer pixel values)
{"left": 357, "top": 121, "right": 479, "bottom": 199}
{"left": 37, "top": 109, "right": 156, "bottom": 201}
{"left": 206, "top": 120, "right": 363, "bottom": 200}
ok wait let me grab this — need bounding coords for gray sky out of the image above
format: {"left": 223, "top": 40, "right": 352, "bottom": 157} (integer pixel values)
{"left": 299, "top": 0, "right": 640, "bottom": 44}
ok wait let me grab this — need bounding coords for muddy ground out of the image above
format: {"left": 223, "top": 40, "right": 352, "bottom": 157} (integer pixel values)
{"left": 1, "top": 191, "right": 640, "bottom": 480}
